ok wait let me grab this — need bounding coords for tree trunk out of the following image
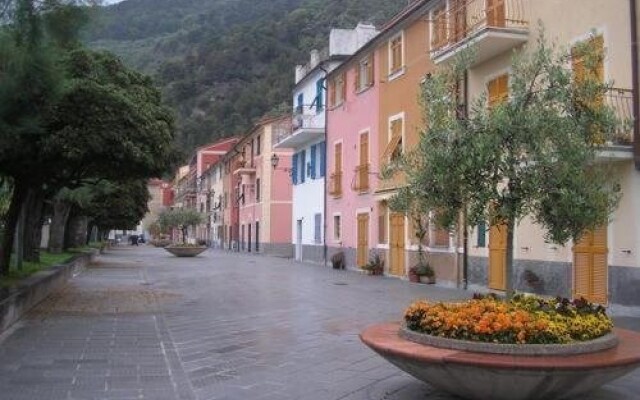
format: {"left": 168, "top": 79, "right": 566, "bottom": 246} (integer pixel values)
{"left": 48, "top": 199, "right": 71, "bottom": 254}
{"left": 505, "top": 218, "right": 516, "bottom": 299}
{"left": 0, "top": 182, "right": 27, "bottom": 276}
{"left": 22, "top": 189, "right": 45, "bottom": 263}
{"left": 462, "top": 209, "right": 469, "bottom": 290}
{"left": 65, "top": 215, "right": 88, "bottom": 249}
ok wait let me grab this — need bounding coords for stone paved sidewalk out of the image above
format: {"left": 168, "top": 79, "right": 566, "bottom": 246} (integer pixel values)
{"left": 0, "top": 246, "right": 638, "bottom": 400}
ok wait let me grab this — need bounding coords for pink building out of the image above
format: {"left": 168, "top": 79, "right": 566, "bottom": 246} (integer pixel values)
{"left": 232, "top": 116, "right": 294, "bottom": 256}
{"left": 326, "top": 47, "right": 381, "bottom": 269}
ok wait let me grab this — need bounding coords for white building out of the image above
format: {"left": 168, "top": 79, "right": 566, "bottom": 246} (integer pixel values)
{"left": 274, "top": 23, "right": 378, "bottom": 263}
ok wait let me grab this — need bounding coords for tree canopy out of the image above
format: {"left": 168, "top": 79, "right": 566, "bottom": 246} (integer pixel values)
{"left": 387, "top": 32, "right": 622, "bottom": 297}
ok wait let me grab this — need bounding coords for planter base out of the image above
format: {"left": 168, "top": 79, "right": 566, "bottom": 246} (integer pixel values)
{"left": 164, "top": 246, "right": 207, "bottom": 257}
{"left": 360, "top": 322, "right": 640, "bottom": 400}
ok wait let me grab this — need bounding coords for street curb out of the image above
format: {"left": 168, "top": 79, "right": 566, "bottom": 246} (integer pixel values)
{"left": 0, "top": 249, "right": 98, "bottom": 333}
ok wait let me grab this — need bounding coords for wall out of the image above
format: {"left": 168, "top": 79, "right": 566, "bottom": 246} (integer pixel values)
{"left": 326, "top": 47, "right": 381, "bottom": 269}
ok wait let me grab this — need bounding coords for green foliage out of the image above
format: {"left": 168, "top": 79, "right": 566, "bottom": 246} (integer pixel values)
{"left": 85, "top": 0, "right": 409, "bottom": 154}
{"left": 387, "top": 30, "right": 623, "bottom": 296}
{"left": 158, "top": 208, "right": 205, "bottom": 231}
{"left": 2, "top": 251, "right": 76, "bottom": 286}
{"left": 81, "top": 180, "right": 151, "bottom": 231}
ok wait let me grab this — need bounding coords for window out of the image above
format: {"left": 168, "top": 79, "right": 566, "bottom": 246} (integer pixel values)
{"left": 299, "top": 149, "right": 306, "bottom": 183}
{"left": 432, "top": 4, "right": 447, "bottom": 48}
{"left": 378, "top": 202, "right": 388, "bottom": 244}
{"left": 255, "top": 221, "right": 260, "bottom": 251}
{"left": 330, "top": 72, "right": 346, "bottom": 106}
{"left": 319, "top": 141, "right": 326, "bottom": 178}
{"left": 310, "top": 144, "right": 317, "bottom": 179}
{"left": 314, "top": 213, "right": 322, "bottom": 244}
{"left": 487, "top": 74, "right": 509, "bottom": 108}
{"left": 389, "top": 33, "right": 404, "bottom": 75}
{"left": 355, "top": 55, "right": 374, "bottom": 92}
{"left": 477, "top": 221, "right": 487, "bottom": 247}
{"left": 241, "top": 184, "right": 245, "bottom": 205}
{"left": 256, "top": 135, "right": 261, "bottom": 155}
{"left": 296, "top": 93, "right": 304, "bottom": 114}
{"left": 256, "top": 178, "right": 261, "bottom": 202}
{"left": 382, "top": 116, "right": 404, "bottom": 162}
{"left": 292, "top": 153, "right": 299, "bottom": 185}
{"left": 333, "top": 214, "right": 341, "bottom": 241}
{"left": 316, "top": 78, "right": 324, "bottom": 111}
{"left": 329, "top": 142, "right": 342, "bottom": 197}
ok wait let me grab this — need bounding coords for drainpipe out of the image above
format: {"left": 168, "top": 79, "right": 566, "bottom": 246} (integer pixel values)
{"left": 462, "top": 69, "right": 470, "bottom": 290}
{"left": 320, "top": 65, "right": 329, "bottom": 267}
{"left": 630, "top": 0, "right": 639, "bottom": 169}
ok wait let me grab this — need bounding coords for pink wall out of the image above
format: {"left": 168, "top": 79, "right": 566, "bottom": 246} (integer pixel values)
{"left": 326, "top": 53, "right": 380, "bottom": 253}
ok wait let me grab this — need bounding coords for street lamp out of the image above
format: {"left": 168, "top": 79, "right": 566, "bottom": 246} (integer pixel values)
{"left": 270, "top": 153, "right": 279, "bottom": 169}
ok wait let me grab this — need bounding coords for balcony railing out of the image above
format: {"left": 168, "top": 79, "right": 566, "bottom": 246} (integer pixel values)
{"left": 329, "top": 172, "right": 342, "bottom": 198}
{"left": 605, "top": 88, "right": 634, "bottom": 145}
{"left": 431, "top": 0, "right": 529, "bottom": 56}
{"left": 353, "top": 164, "right": 370, "bottom": 192}
{"left": 274, "top": 105, "right": 325, "bottom": 147}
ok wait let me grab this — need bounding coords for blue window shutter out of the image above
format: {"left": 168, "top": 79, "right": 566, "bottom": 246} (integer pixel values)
{"left": 319, "top": 141, "right": 326, "bottom": 177}
{"left": 291, "top": 153, "right": 298, "bottom": 185}
{"left": 310, "top": 145, "right": 317, "bottom": 179}
{"left": 300, "top": 149, "right": 306, "bottom": 183}
{"left": 477, "top": 221, "right": 486, "bottom": 248}
{"left": 296, "top": 93, "right": 304, "bottom": 114}
{"left": 316, "top": 79, "right": 324, "bottom": 111}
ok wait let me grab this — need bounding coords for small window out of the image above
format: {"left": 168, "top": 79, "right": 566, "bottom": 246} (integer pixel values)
{"left": 333, "top": 215, "right": 341, "bottom": 241}
{"left": 256, "top": 135, "right": 261, "bottom": 155}
{"left": 389, "top": 34, "right": 403, "bottom": 75}
{"left": 256, "top": 178, "right": 261, "bottom": 202}
{"left": 316, "top": 79, "right": 324, "bottom": 111}
{"left": 383, "top": 117, "right": 404, "bottom": 162}
{"left": 356, "top": 55, "right": 374, "bottom": 92}
{"left": 314, "top": 213, "right": 322, "bottom": 244}
{"left": 477, "top": 221, "right": 487, "bottom": 248}
{"left": 296, "top": 93, "right": 304, "bottom": 114}
{"left": 330, "top": 72, "right": 346, "bottom": 106}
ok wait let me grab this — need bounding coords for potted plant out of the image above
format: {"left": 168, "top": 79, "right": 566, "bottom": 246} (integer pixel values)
{"left": 415, "top": 262, "right": 435, "bottom": 284}
{"left": 408, "top": 266, "right": 420, "bottom": 283}
{"left": 157, "top": 209, "right": 207, "bottom": 257}
{"left": 362, "top": 250, "right": 384, "bottom": 276}
{"left": 331, "top": 251, "right": 345, "bottom": 270}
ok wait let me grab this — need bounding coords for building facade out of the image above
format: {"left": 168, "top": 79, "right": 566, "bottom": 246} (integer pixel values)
{"left": 325, "top": 30, "right": 382, "bottom": 271}
{"left": 231, "top": 116, "right": 294, "bottom": 257}
{"left": 276, "top": 24, "right": 378, "bottom": 264}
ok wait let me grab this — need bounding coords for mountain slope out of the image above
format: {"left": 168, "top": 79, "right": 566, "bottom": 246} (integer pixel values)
{"left": 86, "top": 0, "right": 409, "bottom": 153}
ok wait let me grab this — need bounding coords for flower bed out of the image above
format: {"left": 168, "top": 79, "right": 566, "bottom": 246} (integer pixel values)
{"left": 404, "top": 294, "right": 612, "bottom": 345}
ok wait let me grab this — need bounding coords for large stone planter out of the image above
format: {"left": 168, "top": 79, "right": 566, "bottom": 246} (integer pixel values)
{"left": 164, "top": 246, "right": 207, "bottom": 257}
{"left": 361, "top": 322, "right": 640, "bottom": 400}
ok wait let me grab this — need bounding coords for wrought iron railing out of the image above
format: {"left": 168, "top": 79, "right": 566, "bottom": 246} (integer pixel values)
{"left": 605, "top": 88, "right": 634, "bottom": 145}
{"left": 431, "top": 0, "right": 529, "bottom": 54}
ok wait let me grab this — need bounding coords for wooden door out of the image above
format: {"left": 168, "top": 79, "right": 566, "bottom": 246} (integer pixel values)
{"left": 357, "top": 214, "right": 369, "bottom": 268}
{"left": 573, "top": 226, "right": 608, "bottom": 304}
{"left": 486, "top": 0, "right": 505, "bottom": 28}
{"left": 389, "top": 213, "right": 406, "bottom": 276}
{"left": 488, "top": 224, "right": 507, "bottom": 290}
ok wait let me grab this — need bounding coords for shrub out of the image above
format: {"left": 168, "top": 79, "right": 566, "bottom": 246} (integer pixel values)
{"left": 404, "top": 295, "right": 612, "bottom": 344}
{"left": 362, "top": 250, "right": 384, "bottom": 275}
{"left": 331, "top": 251, "right": 345, "bottom": 270}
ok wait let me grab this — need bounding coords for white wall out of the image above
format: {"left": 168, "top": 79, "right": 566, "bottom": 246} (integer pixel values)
{"left": 292, "top": 139, "right": 326, "bottom": 246}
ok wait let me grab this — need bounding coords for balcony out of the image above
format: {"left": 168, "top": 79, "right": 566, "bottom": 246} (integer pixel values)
{"left": 329, "top": 172, "right": 342, "bottom": 198}
{"left": 274, "top": 105, "right": 325, "bottom": 149}
{"left": 353, "top": 164, "right": 370, "bottom": 193}
{"left": 430, "top": 0, "right": 529, "bottom": 66}
{"left": 232, "top": 160, "right": 256, "bottom": 184}
{"left": 597, "top": 88, "right": 635, "bottom": 161}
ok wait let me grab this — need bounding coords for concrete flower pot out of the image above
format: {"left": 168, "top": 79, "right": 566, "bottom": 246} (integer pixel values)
{"left": 361, "top": 322, "right": 640, "bottom": 400}
{"left": 418, "top": 276, "right": 435, "bottom": 284}
{"left": 163, "top": 246, "right": 207, "bottom": 257}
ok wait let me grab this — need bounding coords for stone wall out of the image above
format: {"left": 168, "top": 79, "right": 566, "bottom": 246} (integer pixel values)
{"left": 0, "top": 250, "right": 98, "bottom": 334}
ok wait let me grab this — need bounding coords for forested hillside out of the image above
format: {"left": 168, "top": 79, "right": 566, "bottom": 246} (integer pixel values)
{"left": 86, "top": 0, "right": 409, "bottom": 153}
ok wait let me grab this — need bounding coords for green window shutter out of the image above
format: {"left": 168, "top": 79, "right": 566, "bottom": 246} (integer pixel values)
{"left": 477, "top": 221, "right": 487, "bottom": 248}
{"left": 310, "top": 144, "right": 317, "bottom": 179}
{"left": 291, "top": 153, "right": 298, "bottom": 185}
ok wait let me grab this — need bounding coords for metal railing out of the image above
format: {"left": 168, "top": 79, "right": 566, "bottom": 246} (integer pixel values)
{"left": 605, "top": 88, "right": 634, "bottom": 145}
{"left": 431, "top": 0, "right": 529, "bottom": 54}
{"left": 274, "top": 105, "right": 325, "bottom": 144}
{"left": 353, "top": 164, "right": 370, "bottom": 192}
{"left": 329, "top": 172, "right": 342, "bottom": 198}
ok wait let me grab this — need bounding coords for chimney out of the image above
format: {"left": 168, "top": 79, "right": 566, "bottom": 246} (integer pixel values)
{"left": 310, "top": 49, "right": 320, "bottom": 69}
{"left": 295, "top": 65, "right": 304, "bottom": 84}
